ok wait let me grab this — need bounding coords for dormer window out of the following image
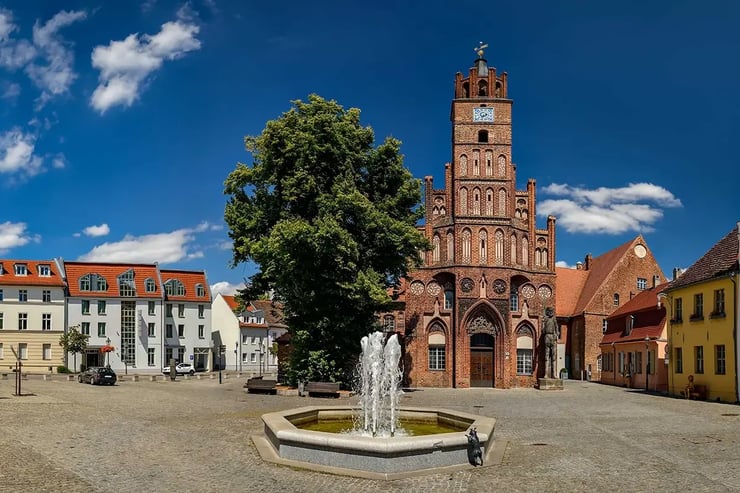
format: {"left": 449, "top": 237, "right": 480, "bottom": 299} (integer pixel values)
{"left": 118, "top": 270, "right": 136, "bottom": 297}
{"left": 624, "top": 315, "right": 635, "bottom": 335}
{"left": 145, "top": 278, "right": 156, "bottom": 293}
{"left": 38, "top": 265, "right": 51, "bottom": 277}
{"left": 164, "top": 279, "right": 185, "bottom": 296}
{"left": 14, "top": 264, "right": 28, "bottom": 275}
{"left": 196, "top": 284, "right": 205, "bottom": 297}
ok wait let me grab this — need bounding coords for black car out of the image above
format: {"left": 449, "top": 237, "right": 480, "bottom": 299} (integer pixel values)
{"left": 77, "top": 367, "right": 117, "bottom": 385}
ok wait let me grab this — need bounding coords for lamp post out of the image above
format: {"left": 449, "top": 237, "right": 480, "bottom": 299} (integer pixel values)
{"left": 645, "top": 336, "right": 650, "bottom": 392}
{"left": 105, "top": 338, "right": 111, "bottom": 367}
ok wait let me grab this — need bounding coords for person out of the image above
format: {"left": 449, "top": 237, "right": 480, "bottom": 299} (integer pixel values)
{"left": 542, "top": 307, "right": 559, "bottom": 378}
{"left": 684, "top": 375, "right": 695, "bottom": 399}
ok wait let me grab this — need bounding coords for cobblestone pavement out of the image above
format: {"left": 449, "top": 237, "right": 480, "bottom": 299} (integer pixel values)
{"left": 1, "top": 376, "right": 739, "bottom": 492}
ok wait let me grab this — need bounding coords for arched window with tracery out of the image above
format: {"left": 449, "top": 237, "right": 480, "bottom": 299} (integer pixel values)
{"left": 494, "top": 229, "right": 504, "bottom": 265}
{"left": 473, "top": 150, "right": 480, "bottom": 176}
{"left": 446, "top": 231, "right": 454, "bottom": 261}
{"left": 497, "top": 188, "right": 507, "bottom": 216}
{"left": 485, "top": 150, "right": 493, "bottom": 176}
{"left": 460, "top": 154, "right": 468, "bottom": 176}
{"left": 510, "top": 234, "right": 517, "bottom": 264}
{"left": 541, "top": 248, "right": 548, "bottom": 268}
{"left": 485, "top": 188, "right": 494, "bottom": 215}
{"left": 462, "top": 228, "right": 471, "bottom": 263}
{"left": 432, "top": 234, "right": 441, "bottom": 263}
{"left": 472, "top": 188, "right": 481, "bottom": 215}
{"left": 535, "top": 249, "right": 541, "bottom": 266}
{"left": 497, "top": 155, "right": 506, "bottom": 177}
{"left": 479, "top": 229, "right": 487, "bottom": 264}
{"left": 459, "top": 188, "right": 468, "bottom": 215}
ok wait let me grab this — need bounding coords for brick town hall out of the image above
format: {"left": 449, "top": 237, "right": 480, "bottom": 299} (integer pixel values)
{"left": 383, "top": 48, "right": 664, "bottom": 389}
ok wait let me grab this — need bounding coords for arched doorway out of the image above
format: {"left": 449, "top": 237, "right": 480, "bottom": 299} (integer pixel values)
{"left": 470, "top": 332, "right": 494, "bottom": 387}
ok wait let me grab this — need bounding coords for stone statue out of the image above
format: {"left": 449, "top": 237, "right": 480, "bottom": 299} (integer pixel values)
{"left": 542, "top": 307, "right": 559, "bottom": 379}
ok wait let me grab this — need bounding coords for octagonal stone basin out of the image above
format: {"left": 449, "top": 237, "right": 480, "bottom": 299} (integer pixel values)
{"left": 252, "top": 406, "right": 496, "bottom": 480}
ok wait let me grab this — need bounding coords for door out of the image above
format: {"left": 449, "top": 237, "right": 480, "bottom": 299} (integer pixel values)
{"left": 470, "top": 332, "right": 495, "bottom": 387}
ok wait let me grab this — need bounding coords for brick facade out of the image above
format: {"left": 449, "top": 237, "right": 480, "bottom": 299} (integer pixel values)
{"left": 387, "top": 54, "right": 558, "bottom": 389}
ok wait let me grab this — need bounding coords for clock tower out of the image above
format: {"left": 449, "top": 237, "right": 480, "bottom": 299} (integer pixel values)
{"left": 398, "top": 46, "right": 558, "bottom": 389}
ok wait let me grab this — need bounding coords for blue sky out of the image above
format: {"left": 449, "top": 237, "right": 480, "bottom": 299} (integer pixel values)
{"left": 1, "top": 1, "right": 738, "bottom": 295}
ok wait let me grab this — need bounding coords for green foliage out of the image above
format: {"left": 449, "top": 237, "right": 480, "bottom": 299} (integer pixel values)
{"left": 56, "top": 365, "right": 71, "bottom": 374}
{"left": 59, "top": 325, "right": 89, "bottom": 373}
{"left": 225, "top": 95, "right": 428, "bottom": 386}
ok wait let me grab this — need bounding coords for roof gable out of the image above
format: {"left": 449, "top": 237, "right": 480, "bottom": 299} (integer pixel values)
{"left": 160, "top": 269, "right": 211, "bottom": 302}
{"left": 64, "top": 262, "right": 161, "bottom": 298}
{"left": 555, "top": 267, "right": 589, "bottom": 317}
{"left": 0, "top": 259, "right": 66, "bottom": 287}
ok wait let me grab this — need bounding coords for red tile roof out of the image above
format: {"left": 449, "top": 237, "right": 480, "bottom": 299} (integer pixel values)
{"left": 64, "top": 262, "right": 161, "bottom": 298}
{"left": 555, "top": 267, "right": 588, "bottom": 317}
{"left": 0, "top": 259, "right": 65, "bottom": 287}
{"left": 223, "top": 294, "right": 239, "bottom": 311}
{"left": 600, "top": 317, "right": 666, "bottom": 345}
{"left": 572, "top": 237, "right": 640, "bottom": 314}
{"left": 251, "top": 299, "right": 287, "bottom": 327}
{"left": 608, "top": 283, "right": 670, "bottom": 319}
{"left": 160, "top": 269, "right": 211, "bottom": 302}
{"left": 665, "top": 223, "right": 739, "bottom": 291}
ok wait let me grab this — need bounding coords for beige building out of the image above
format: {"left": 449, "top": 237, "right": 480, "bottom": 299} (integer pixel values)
{"left": 0, "top": 259, "right": 67, "bottom": 373}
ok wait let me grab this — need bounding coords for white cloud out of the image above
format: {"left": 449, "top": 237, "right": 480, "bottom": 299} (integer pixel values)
{"left": 82, "top": 223, "right": 110, "bottom": 237}
{"left": 90, "top": 17, "right": 201, "bottom": 113}
{"left": 77, "top": 224, "right": 206, "bottom": 263}
{"left": 538, "top": 182, "right": 682, "bottom": 234}
{"left": 210, "top": 281, "right": 245, "bottom": 296}
{"left": 51, "top": 152, "right": 66, "bottom": 168}
{"left": 1, "top": 82, "right": 20, "bottom": 100}
{"left": 555, "top": 260, "right": 575, "bottom": 269}
{"left": 0, "top": 221, "right": 40, "bottom": 253}
{"left": 0, "top": 8, "right": 36, "bottom": 69}
{"left": 25, "top": 10, "right": 87, "bottom": 106}
{"left": 0, "top": 129, "right": 43, "bottom": 175}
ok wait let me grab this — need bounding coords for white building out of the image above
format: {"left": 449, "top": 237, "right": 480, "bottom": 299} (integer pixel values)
{"left": 211, "top": 293, "right": 287, "bottom": 375}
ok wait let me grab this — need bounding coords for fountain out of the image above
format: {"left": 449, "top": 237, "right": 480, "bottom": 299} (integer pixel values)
{"left": 252, "top": 331, "right": 496, "bottom": 479}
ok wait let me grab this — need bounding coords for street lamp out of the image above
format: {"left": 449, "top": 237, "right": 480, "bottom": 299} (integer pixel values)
{"left": 645, "top": 336, "right": 650, "bottom": 392}
{"left": 105, "top": 338, "right": 111, "bottom": 367}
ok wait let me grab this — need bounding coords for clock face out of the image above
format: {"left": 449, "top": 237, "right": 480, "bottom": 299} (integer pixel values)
{"left": 473, "top": 107, "right": 494, "bottom": 122}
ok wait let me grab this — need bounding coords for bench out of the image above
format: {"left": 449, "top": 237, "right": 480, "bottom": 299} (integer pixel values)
{"left": 681, "top": 384, "right": 707, "bottom": 400}
{"left": 245, "top": 377, "right": 277, "bottom": 394}
{"left": 305, "top": 381, "right": 341, "bottom": 398}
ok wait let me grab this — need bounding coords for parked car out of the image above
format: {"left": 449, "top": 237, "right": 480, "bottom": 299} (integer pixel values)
{"left": 77, "top": 366, "right": 117, "bottom": 385}
{"left": 162, "top": 363, "right": 196, "bottom": 376}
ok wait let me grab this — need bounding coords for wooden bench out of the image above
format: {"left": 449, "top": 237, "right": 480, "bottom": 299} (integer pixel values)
{"left": 681, "top": 384, "right": 707, "bottom": 400}
{"left": 245, "top": 377, "right": 277, "bottom": 394}
{"left": 305, "top": 381, "right": 340, "bottom": 398}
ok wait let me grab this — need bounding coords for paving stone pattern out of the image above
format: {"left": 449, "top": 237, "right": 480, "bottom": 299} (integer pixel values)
{"left": 1, "top": 377, "right": 739, "bottom": 492}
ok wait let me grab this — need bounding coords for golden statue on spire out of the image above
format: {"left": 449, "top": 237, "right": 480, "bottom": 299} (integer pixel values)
{"left": 475, "top": 41, "right": 489, "bottom": 59}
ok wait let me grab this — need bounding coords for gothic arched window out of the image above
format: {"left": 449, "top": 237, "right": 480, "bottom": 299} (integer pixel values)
{"left": 497, "top": 155, "right": 506, "bottom": 177}
{"left": 485, "top": 188, "right": 493, "bottom": 216}
{"left": 459, "top": 188, "right": 468, "bottom": 215}
{"left": 462, "top": 228, "right": 471, "bottom": 263}
{"left": 472, "top": 188, "right": 481, "bottom": 215}
{"left": 494, "top": 229, "right": 504, "bottom": 265}
{"left": 446, "top": 232, "right": 454, "bottom": 261}
{"left": 510, "top": 234, "right": 517, "bottom": 264}
{"left": 432, "top": 234, "right": 440, "bottom": 263}
{"left": 460, "top": 154, "right": 467, "bottom": 176}
{"left": 497, "top": 188, "right": 507, "bottom": 216}
{"left": 485, "top": 150, "right": 493, "bottom": 176}
{"left": 522, "top": 236, "right": 529, "bottom": 266}
{"left": 479, "top": 229, "right": 487, "bottom": 264}
{"left": 473, "top": 150, "right": 480, "bottom": 176}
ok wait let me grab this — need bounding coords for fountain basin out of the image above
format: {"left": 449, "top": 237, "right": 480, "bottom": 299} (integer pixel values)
{"left": 253, "top": 405, "right": 496, "bottom": 479}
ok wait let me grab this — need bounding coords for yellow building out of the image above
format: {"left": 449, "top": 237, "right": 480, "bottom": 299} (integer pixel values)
{"left": 663, "top": 224, "right": 739, "bottom": 403}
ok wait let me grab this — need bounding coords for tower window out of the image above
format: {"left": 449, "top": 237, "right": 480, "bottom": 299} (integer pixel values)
{"left": 477, "top": 130, "right": 488, "bottom": 143}
{"left": 478, "top": 80, "right": 487, "bottom": 96}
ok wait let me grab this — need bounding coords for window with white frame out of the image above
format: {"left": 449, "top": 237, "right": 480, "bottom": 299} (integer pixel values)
{"left": 196, "top": 284, "right": 205, "bottom": 297}
{"left": 81, "top": 322, "right": 90, "bottom": 335}
{"left": 177, "top": 324, "right": 184, "bottom": 337}
{"left": 118, "top": 270, "right": 136, "bottom": 297}
{"left": 383, "top": 315, "right": 395, "bottom": 331}
{"left": 0, "top": 343, "right": 3, "bottom": 358}
{"left": 148, "top": 348, "right": 155, "bottom": 366}
{"left": 19, "top": 343, "right": 27, "bottom": 359}
{"left": 18, "top": 313, "right": 27, "bottom": 330}
{"left": 166, "top": 324, "right": 173, "bottom": 338}
{"left": 43, "top": 290, "right": 51, "bottom": 302}
{"left": 148, "top": 322, "right": 155, "bottom": 337}
{"left": 18, "top": 289, "right": 27, "bottom": 302}
{"left": 0, "top": 289, "right": 3, "bottom": 301}
{"left": 166, "top": 304, "right": 173, "bottom": 317}
{"left": 0, "top": 312, "right": 3, "bottom": 329}
{"left": 198, "top": 305, "right": 204, "bottom": 318}
{"left": 38, "top": 265, "right": 51, "bottom": 276}
{"left": 694, "top": 346, "right": 704, "bottom": 374}
{"left": 97, "top": 300, "right": 106, "bottom": 315}
{"left": 145, "top": 278, "right": 156, "bottom": 292}
{"left": 42, "top": 344, "right": 51, "bottom": 360}
{"left": 177, "top": 347, "right": 185, "bottom": 363}
{"left": 516, "top": 327, "right": 533, "bottom": 375}
{"left": 178, "top": 304, "right": 185, "bottom": 318}
{"left": 637, "top": 278, "right": 647, "bottom": 290}
{"left": 510, "top": 289, "right": 519, "bottom": 312}
{"left": 79, "top": 275, "right": 91, "bottom": 291}
{"left": 98, "top": 322, "right": 106, "bottom": 337}
{"left": 14, "top": 264, "right": 27, "bottom": 275}
{"left": 444, "top": 290, "right": 454, "bottom": 310}
{"left": 428, "top": 326, "right": 446, "bottom": 370}
{"left": 198, "top": 325, "right": 204, "bottom": 338}
{"left": 715, "top": 345, "right": 726, "bottom": 375}
{"left": 148, "top": 301, "right": 156, "bottom": 315}
{"left": 250, "top": 353, "right": 257, "bottom": 363}
{"left": 42, "top": 313, "right": 52, "bottom": 331}
{"left": 81, "top": 300, "right": 90, "bottom": 315}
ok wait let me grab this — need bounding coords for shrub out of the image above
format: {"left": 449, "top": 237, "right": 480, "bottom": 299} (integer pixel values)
{"left": 57, "top": 365, "right": 71, "bottom": 374}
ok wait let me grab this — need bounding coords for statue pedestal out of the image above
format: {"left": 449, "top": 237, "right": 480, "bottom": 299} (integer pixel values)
{"left": 538, "top": 378, "right": 564, "bottom": 390}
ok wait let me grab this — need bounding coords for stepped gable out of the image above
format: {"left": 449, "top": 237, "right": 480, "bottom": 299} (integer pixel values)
{"left": 666, "top": 223, "right": 739, "bottom": 290}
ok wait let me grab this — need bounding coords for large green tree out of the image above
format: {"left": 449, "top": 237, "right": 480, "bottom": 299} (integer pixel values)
{"left": 224, "top": 95, "right": 428, "bottom": 385}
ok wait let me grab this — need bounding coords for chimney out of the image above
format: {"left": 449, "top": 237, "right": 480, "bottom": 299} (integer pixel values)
{"left": 652, "top": 274, "right": 660, "bottom": 288}
{"left": 584, "top": 254, "right": 592, "bottom": 270}
{"left": 672, "top": 267, "right": 679, "bottom": 281}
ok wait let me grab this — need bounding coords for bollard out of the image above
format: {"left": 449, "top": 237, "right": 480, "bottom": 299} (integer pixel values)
{"left": 132, "top": 375, "right": 139, "bottom": 382}
{"left": 196, "top": 374, "right": 203, "bottom": 380}
{"left": 150, "top": 375, "right": 157, "bottom": 382}
{"left": 210, "top": 374, "right": 215, "bottom": 379}
{"left": 43, "top": 374, "right": 52, "bottom": 381}
{"left": 67, "top": 374, "right": 75, "bottom": 381}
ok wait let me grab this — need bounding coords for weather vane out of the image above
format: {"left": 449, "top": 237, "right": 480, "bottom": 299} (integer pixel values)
{"left": 475, "top": 41, "right": 488, "bottom": 59}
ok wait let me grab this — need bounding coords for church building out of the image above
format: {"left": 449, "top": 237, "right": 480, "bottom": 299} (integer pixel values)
{"left": 394, "top": 48, "right": 558, "bottom": 389}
